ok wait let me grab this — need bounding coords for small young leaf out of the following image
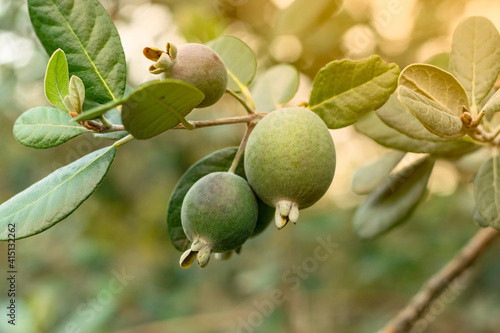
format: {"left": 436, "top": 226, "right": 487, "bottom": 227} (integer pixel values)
{"left": 398, "top": 64, "right": 468, "bottom": 138}
{"left": 44, "top": 49, "right": 70, "bottom": 112}
{"left": 28, "top": 0, "right": 127, "bottom": 103}
{"left": 376, "top": 93, "right": 447, "bottom": 142}
{"left": 352, "top": 151, "right": 406, "bottom": 195}
{"left": 207, "top": 36, "right": 257, "bottom": 93}
{"left": 353, "top": 157, "right": 435, "bottom": 239}
{"left": 251, "top": 64, "right": 299, "bottom": 112}
{"left": 309, "top": 55, "right": 399, "bottom": 129}
{"left": 167, "top": 147, "right": 274, "bottom": 252}
{"left": 121, "top": 80, "right": 204, "bottom": 139}
{"left": 0, "top": 146, "right": 116, "bottom": 240}
{"left": 474, "top": 155, "right": 500, "bottom": 229}
{"left": 354, "top": 112, "right": 477, "bottom": 157}
{"left": 13, "top": 107, "right": 89, "bottom": 149}
{"left": 274, "top": 0, "right": 342, "bottom": 35}
{"left": 450, "top": 16, "right": 500, "bottom": 108}
{"left": 64, "top": 76, "right": 86, "bottom": 114}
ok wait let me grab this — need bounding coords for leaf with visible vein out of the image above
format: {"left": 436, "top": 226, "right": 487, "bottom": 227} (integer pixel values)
{"left": 354, "top": 112, "right": 477, "bottom": 157}
{"left": 450, "top": 16, "right": 500, "bottom": 108}
{"left": 376, "top": 93, "right": 447, "bottom": 142}
{"left": 0, "top": 146, "right": 116, "bottom": 240}
{"left": 29, "top": 0, "right": 126, "bottom": 104}
{"left": 309, "top": 55, "right": 399, "bottom": 129}
{"left": 44, "top": 49, "right": 70, "bottom": 112}
{"left": 14, "top": 107, "right": 89, "bottom": 149}
{"left": 474, "top": 154, "right": 500, "bottom": 229}
{"left": 398, "top": 64, "right": 468, "bottom": 138}
{"left": 208, "top": 36, "right": 257, "bottom": 93}
{"left": 121, "top": 80, "right": 204, "bottom": 140}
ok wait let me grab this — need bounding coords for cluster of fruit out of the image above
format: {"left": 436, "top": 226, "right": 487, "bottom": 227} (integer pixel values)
{"left": 145, "top": 43, "right": 336, "bottom": 268}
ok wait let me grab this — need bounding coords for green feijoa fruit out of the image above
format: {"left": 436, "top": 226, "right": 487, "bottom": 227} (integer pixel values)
{"left": 244, "top": 107, "right": 336, "bottom": 229}
{"left": 180, "top": 172, "right": 258, "bottom": 268}
{"left": 145, "top": 43, "right": 228, "bottom": 108}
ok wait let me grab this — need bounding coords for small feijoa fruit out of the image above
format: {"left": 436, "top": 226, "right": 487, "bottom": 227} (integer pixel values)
{"left": 144, "top": 43, "right": 228, "bottom": 108}
{"left": 180, "top": 172, "right": 258, "bottom": 268}
{"left": 244, "top": 107, "right": 336, "bottom": 229}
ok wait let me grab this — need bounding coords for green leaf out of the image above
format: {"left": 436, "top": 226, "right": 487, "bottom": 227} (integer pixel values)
{"left": 309, "top": 55, "right": 400, "bottom": 129}
{"left": 94, "top": 109, "right": 128, "bottom": 141}
{"left": 354, "top": 112, "right": 477, "bottom": 157}
{"left": 352, "top": 151, "right": 406, "bottom": 195}
{"left": 474, "top": 155, "right": 500, "bottom": 229}
{"left": 72, "top": 98, "right": 125, "bottom": 122}
{"left": 13, "top": 107, "right": 89, "bottom": 149}
{"left": 398, "top": 64, "right": 468, "bottom": 138}
{"left": 28, "top": 0, "right": 126, "bottom": 104}
{"left": 274, "top": 0, "right": 342, "bottom": 35}
{"left": 0, "top": 146, "right": 116, "bottom": 240}
{"left": 208, "top": 36, "right": 257, "bottom": 93}
{"left": 64, "top": 75, "right": 86, "bottom": 114}
{"left": 121, "top": 80, "right": 204, "bottom": 140}
{"left": 450, "top": 16, "right": 500, "bottom": 108}
{"left": 251, "top": 64, "right": 299, "bottom": 112}
{"left": 167, "top": 147, "right": 274, "bottom": 252}
{"left": 353, "top": 157, "right": 434, "bottom": 239}
{"left": 481, "top": 89, "right": 500, "bottom": 114}
{"left": 425, "top": 53, "right": 450, "bottom": 71}
{"left": 376, "top": 93, "right": 447, "bottom": 142}
{"left": 44, "top": 49, "right": 70, "bottom": 112}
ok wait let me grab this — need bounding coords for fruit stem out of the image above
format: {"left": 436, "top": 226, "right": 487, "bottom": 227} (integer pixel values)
{"left": 228, "top": 123, "right": 255, "bottom": 174}
{"left": 172, "top": 114, "right": 263, "bottom": 130}
{"left": 226, "top": 89, "right": 257, "bottom": 114}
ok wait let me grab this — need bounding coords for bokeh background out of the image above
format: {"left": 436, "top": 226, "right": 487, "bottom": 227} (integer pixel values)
{"left": 1, "top": 0, "right": 500, "bottom": 332}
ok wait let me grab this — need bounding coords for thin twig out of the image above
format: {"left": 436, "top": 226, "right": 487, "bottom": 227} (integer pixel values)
{"left": 228, "top": 123, "right": 255, "bottom": 173}
{"left": 172, "top": 114, "right": 264, "bottom": 130}
{"left": 379, "top": 227, "right": 499, "bottom": 333}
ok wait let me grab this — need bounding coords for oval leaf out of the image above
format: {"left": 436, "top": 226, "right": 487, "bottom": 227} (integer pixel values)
{"left": 121, "top": 80, "right": 204, "bottom": 140}
{"left": 44, "top": 49, "right": 70, "bottom": 112}
{"left": 208, "top": 36, "right": 257, "bottom": 93}
{"left": 167, "top": 147, "right": 274, "bottom": 252}
{"left": 474, "top": 155, "right": 500, "bottom": 229}
{"left": 251, "top": 64, "right": 299, "bottom": 112}
{"left": 275, "top": 0, "right": 342, "bottom": 35}
{"left": 14, "top": 107, "right": 89, "bottom": 149}
{"left": 480, "top": 89, "right": 500, "bottom": 114}
{"left": 450, "top": 16, "right": 500, "bottom": 108}
{"left": 353, "top": 157, "right": 435, "bottom": 239}
{"left": 309, "top": 55, "right": 400, "bottom": 129}
{"left": 0, "top": 146, "right": 116, "bottom": 240}
{"left": 352, "top": 151, "right": 406, "bottom": 195}
{"left": 398, "top": 64, "right": 469, "bottom": 138}
{"left": 376, "top": 93, "right": 447, "bottom": 142}
{"left": 28, "top": 0, "right": 126, "bottom": 103}
{"left": 354, "top": 112, "right": 477, "bottom": 157}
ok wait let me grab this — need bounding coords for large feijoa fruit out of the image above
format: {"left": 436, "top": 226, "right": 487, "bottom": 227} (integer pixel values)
{"left": 179, "top": 172, "right": 258, "bottom": 268}
{"left": 144, "top": 43, "right": 228, "bottom": 108}
{"left": 244, "top": 107, "right": 336, "bottom": 229}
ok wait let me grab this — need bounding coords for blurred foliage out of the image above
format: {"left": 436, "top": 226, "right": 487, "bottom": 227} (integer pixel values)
{"left": 1, "top": 0, "right": 500, "bottom": 332}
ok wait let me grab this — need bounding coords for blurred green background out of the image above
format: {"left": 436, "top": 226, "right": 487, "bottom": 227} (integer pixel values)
{"left": 1, "top": 0, "right": 500, "bottom": 332}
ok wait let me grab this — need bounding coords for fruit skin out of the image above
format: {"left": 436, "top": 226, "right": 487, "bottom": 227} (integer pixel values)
{"left": 160, "top": 43, "right": 228, "bottom": 108}
{"left": 244, "top": 107, "right": 336, "bottom": 216}
{"left": 181, "top": 172, "right": 258, "bottom": 252}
